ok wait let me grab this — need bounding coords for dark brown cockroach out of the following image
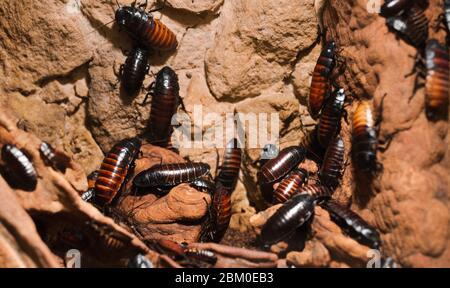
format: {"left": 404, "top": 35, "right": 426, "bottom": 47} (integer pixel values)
{"left": 133, "top": 162, "right": 210, "bottom": 188}
{"left": 199, "top": 183, "right": 232, "bottom": 243}
{"left": 424, "top": 39, "right": 449, "bottom": 120}
{"left": 143, "top": 66, "right": 181, "bottom": 148}
{"left": 352, "top": 101, "right": 381, "bottom": 174}
{"left": 93, "top": 137, "right": 141, "bottom": 206}
{"left": 215, "top": 138, "right": 242, "bottom": 191}
{"left": 317, "top": 88, "right": 346, "bottom": 148}
{"left": 380, "top": 0, "right": 413, "bottom": 17}
{"left": 151, "top": 238, "right": 186, "bottom": 259}
{"left": 88, "top": 170, "right": 99, "bottom": 190}
{"left": 444, "top": 0, "right": 450, "bottom": 33}
{"left": 386, "top": 4, "right": 428, "bottom": 49}
{"left": 190, "top": 177, "right": 215, "bottom": 194}
{"left": 320, "top": 200, "right": 381, "bottom": 249}
{"left": 260, "top": 146, "right": 306, "bottom": 184}
{"left": 1, "top": 144, "right": 37, "bottom": 191}
{"left": 308, "top": 41, "right": 337, "bottom": 119}
{"left": 85, "top": 221, "right": 132, "bottom": 255}
{"left": 184, "top": 248, "right": 217, "bottom": 265}
{"left": 39, "top": 141, "right": 71, "bottom": 172}
{"left": 273, "top": 169, "right": 308, "bottom": 204}
{"left": 297, "top": 184, "right": 333, "bottom": 202}
{"left": 115, "top": 3, "right": 178, "bottom": 51}
{"left": 128, "top": 253, "right": 153, "bottom": 268}
{"left": 260, "top": 193, "right": 316, "bottom": 246}
{"left": 319, "top": 135, "right": 345, "bottom": 189}
{"left": 119, "top": 46, "right": 149, "bottom": 96}
{"left": 299, "top": 127, "right": 326, "bottom": 163}
{"left": 81, "top": 170, "right": 99, "bottom": 202}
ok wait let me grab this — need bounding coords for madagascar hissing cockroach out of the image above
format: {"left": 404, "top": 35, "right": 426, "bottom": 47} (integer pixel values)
{"left": 128, "top": 253, "right": 153, "bottom": 268}
{"left": 297, "top": 184, "right": 333, "bottom": 202}
{"left": 94, "top": 137, "right": 141, "bottom": 206}
{"left": 260, "top": 146, "right": 306, "bottom": 184}
{"left": 380, "top": 0, "right": 413, "bottom": 17}
{"left": 424, "top": 39, "right": 449, "bottom": 120}
{"left": 199, "top": 183, "right": 232, "bottom": 243}
{"left": 81, "top": 171, "right": 98, "bottom": 202}
{"left": 444, "top": 0, "right": 450, "bottom": 33}
{"left": 115, "top": 3, "right": 178, "bottom": 51}
{"left": 215, "top": 138, "right": 242, "bottom": 191}
{"left": 352, "top": 101, "right": 381, "bottom": 174}
{"left": 39, "top": 141, "right": 70, "bottom": 172}
{"left": 151, "top": 238, "right": 186, "bottom": 259}
{"left": 319, "top": 135, "right": 345, "bottom": 189}
{"left": 386, "top": 4, "right": 428, "bottom": 49}
{"left": 143, "top": 66, "right": 181, "bottom": 148}
{"left": 260, "top": 193, "right": 316, "bottom": 245}
{"left": 190, "top": 177, "right": 215, "bottom": 194}
{"left": 308, "top": 41, "right": 337, "bottom": 119}
{"left": 1, "top": 144, "right": 37, "bottom": 191}
{"left": 133, "top": 162, "right": 210, "bottom": 188}
{"left": 273, "top": 169, "right": 308, "bottom": 204}
{"left": 317, "top": 88, "right": 346, "bottom": 148}
{"left": 299, "top": 127, "right": 326, "bottom": 163}
{"left": 320, "top": 200, "right": 381, "bottom": 249}
{"left": 119, "top": 46, "right": 149, "bottom": 96}
{"left": 85, "top": 221, "right": 132, "bottom": 255}
{"left": 184, "top": 248, "right": 218, "bottom": 265}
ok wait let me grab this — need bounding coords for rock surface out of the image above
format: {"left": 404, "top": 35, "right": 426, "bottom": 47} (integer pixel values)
{"left": 0, "top": 0, "right": 448, "bottom": 267}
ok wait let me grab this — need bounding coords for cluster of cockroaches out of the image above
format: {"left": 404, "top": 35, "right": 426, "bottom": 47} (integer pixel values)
{"left": 252, "top": 0, "right": 450, "bottom": 268}
{"left": 77, "top": 0, "right": 244, "bottom": 267}
{"left": 255, "top": 38, "right": 384, "bottom": 255}
{"left": 0, "top": 0, "right": 243, "bottom": 268}
{"left": 382, "top": 0, "right": 449, "bottom": 120}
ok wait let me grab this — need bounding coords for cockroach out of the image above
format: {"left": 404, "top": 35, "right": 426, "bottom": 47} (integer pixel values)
{"left": 308, "top": 41, "right": 337, "bottom": 119}
{"left": 317, "top": 88, "right": 346, "bottom": 148}
{"left": 151, "top": 238, "right": 186, "bottom": 259}
{"left": 115, "top": 3, "right": 178, "bottom": 51}
{"left": 273, "top": 169, "right": 308, "bottom": 204}
{"left": 128, "top": 253, "right": 153, "bottom": 268}
{"left": 81, "top": 171, "right": 98, "bottom": 202}
{"left": 1, "top": 144, "right": 37, "bottom": 191}
{"left": 424, "top": 39, "right": 449, "bottom": 120}
{"left": 143, "top": 66, "right": 181, "bottom": 148}
{"left": 386, "top": 4, "right": 428, "bottom": 49}
{"left": 319, "top": 135, "right": 345, "bottom": 189}
{"left": 352, "top": 101, "right": 381, "bottom": 173}
{"left": 39, "top": 141, "right": 71, "bottom": 172}
{"left": 133, "top": 162, "right": 210, "bottom": 188}
{"left": 297, "top": 184, "right": 333, "bottom": 202}
{"left": 444, "top": 0, "right": 450, "bottom": 32}
{"left": 380, "top": 0, "right": 413, "bottom": 17}
{"left": 184, "top": 248, "right": 217, "bottom": 265}
{"left": 320, "top": 200, "right": 381, "bottom": 249}
{"left": 215, "top": 138, "right": 242, "bottom": 191}
{"left": 190, "top": 177, "right": 215, "bottom": 194}
{"left": 199, "top": 183, "right": 232, "bottom": 243}
{"left": 93, "top": 137, "right": 141, "bottom": 206}
{"left": 119, "top": 46, "right": 149, "bottom": 96}
{"left": 260, "top": 193, "right": 316, "bottom": 245}
{"left": 299, "top": 127, "right": 326, "bottom": 163}
{"left": 260, "top": 146, "right": 306, "bottom": 184}
{"left": 88, "top": 170, "right": 99, "bottom": 190}
{"left": 85, "top": 221, "right": 132, "bottom": 254}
